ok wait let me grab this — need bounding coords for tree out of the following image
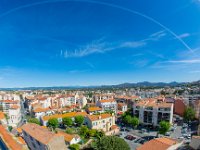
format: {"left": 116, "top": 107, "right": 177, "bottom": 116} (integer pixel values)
{"left": 62, "top": 117, "right": 73, "bottom": 126}
{"left": 79, "top": 126, "right": 89, "bottom": 137}
{"left": 69, "top": 144, "right": 80, "bottom": 150}
{"left": 75, "top": 115, "right": 84, "bottom": 126}
{"left": 184, "top": 107, "right": 195, "bottom": 122}
{"left": 130, "top": 117, "right": 139, "bottom": 128}
{"left": 87, "top": 129, "right": 97, "bottom": 137}
{"left": 8, "top": 126, "right": 13, "bottom": 132}
{"left": 159, "top": 121, "right": 171, "bottom": 135}
{"left": 28, "top": 118, "right": 40, "bottom": 125}
{"left": 66, "top": 128, "right": 74, "bottom": 134}
{"left": 95, "top": 130, "right": 105, "bottom": 139}
{"left": 47, "top": 118, "right": 58, "bottom": 130}
{"left": 95, "top": 136, "right": 130, "bottom": 150}
{"left": 124, "top": 115, "right": 132, "bottom": 124}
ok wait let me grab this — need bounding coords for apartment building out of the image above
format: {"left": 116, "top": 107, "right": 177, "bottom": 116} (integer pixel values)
{"left": 93, "top": 94, "right": 114, "bottom": 103}
{"left": 117, "top": 103, "right": 127, "bottom": 113}
{"left": 194, "top": 100, "right": 200, "bottom": 120}
{"left": 84, "top": 113, "right": 119, "bottom": 135}
{"left": 32, "top": 107, "right": 54, "bottom": 119}
{"left": 0, "top": 100, "right": 22, "bottom": 127}
{"left": 8, "top": 105, "right": 21, "bottom": 127}
{"left": 174, "top": 99, "right": 187, "bottom": 117}
{"left": 133, "top": 99, "right": 173, "bottom": 126}
{"left": 21, "top": 123, "right": 66, "bottom": 150}
{"left": 115, "top": 95, "right": 139, "bottom": 108}
{"left": 96, "top": 99, "right": 117, "bottom": 113}
{"left": 37, "top": 97, "right": 51, "bottom": 109}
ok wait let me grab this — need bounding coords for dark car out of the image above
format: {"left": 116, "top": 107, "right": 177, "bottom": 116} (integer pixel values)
{"left": 124, "top": 135, "right": 136, "bottom": 141}
{"left": 139, "top": 139, "right": 146, "bottom": 144}
{"left": 142, "top": 136, "right": 156, "bottom": 141}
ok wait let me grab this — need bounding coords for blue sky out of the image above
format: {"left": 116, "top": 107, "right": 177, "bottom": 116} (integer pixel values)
{"left": 0, "top": 0, "right": 200, "bottom": 87}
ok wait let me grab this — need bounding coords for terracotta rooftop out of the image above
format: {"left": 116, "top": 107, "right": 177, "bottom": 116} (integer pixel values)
{"left": 110, "top": 125, "right": 119, "bottom": 130}
{"left": 57, "top": 131, "right": 79, "bottom": 142}
{"left": 115, "top": 95, "right": 139, "bottom": 99}
{"left": 33, "top": 107, "right": 51, "bottom": 113}
{"left": 88, "top": 107, "right": 102, "bottom": 112}
{"left": 87, "top": 113, "right": 112, "bottom": 121}
{"left": 2, "top": 100, "right": 19, "bottom": 104}
{"left": 99, "top": 99, "right": 116, "bottom": 103}
{"left": 192, "top": 136, "right": 200, "bottom": 139}
{"left": 0, "top": 125, "right": 22, "bottom": 150}
{"left": 0, "top": 111, "right": 5, "bottom": 120}
{"left": 17, "top": 137, "right": 26, "bottom": 145}
{"left": 118, "top": 103, "right": 127, "bottom": 107}
{"left": 25, "top": 96, "right": 35, "bottom": 100}
{"left": 42, "top": 111, "right": 87, "bottom": 121}
{"left": 136, "top": 137, "right": 177, "bottom": 150}
{"left": 21, "top": 123, "right": 57, "bottom": 145}
{"left": 10, "top": 104, "right": 20, "bottom": 109}
{"left": 16, "top": 127, "right": 22, "bottom": 134}
{"left": 135, "top": 99, "right": 173, "bottom": 108}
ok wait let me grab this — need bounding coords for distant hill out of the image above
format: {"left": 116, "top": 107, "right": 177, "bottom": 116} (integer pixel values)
{"left": 113, "top": 81, "right": 183, "bottom": 88}
{"left": 0, "top": 81, "right": 191, "bottom": 91}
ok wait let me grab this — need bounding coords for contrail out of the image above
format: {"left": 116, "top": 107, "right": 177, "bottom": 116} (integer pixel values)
{"left": 0, "top": 0, "right": 193, "bottom": 52}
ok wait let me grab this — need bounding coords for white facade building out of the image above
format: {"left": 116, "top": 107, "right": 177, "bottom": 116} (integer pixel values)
{"left": 133, "top": 99, "right": 173, "bottom": 126}
{"left": 96, "top": 99, "right": 117, "bottom": 113}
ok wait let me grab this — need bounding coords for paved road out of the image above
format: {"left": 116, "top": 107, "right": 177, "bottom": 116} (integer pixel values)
{"left": 171, "top": 125, "right": 182, "bottom": 139}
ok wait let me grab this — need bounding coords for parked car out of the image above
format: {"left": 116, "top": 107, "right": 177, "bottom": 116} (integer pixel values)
{"left": 165, "top": 132, "right": 170, "bottom": 136}
{"left": 124, "top": 135, "right": 136, "bottom": 141}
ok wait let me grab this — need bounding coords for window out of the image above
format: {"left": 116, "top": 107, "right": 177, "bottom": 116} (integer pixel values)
{"left": 37, "top": 141, "right": 41, "bottom": 146}
{"left": 32, "top": 143, "right": 36, "bottom": 148}
{"left": 30, "top": 136, "right": 33, "bottom": 141}
{"left": 24, "top": 132, "right": 27, "bottom": 136}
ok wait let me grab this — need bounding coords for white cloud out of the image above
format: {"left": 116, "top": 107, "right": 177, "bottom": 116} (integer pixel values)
{"left": 120, "top": 41, "right": 146, "bottom": 48}
{"left": 176, "top": 33, "right": 190, "bottom": 39}
{"left": 167, "top": 59, "right": 200, "bottom": 64}
{"left": 61, "top": 30, "right": 167, "bottom": 58}
{"left": 63, "top": 39, "right": 145, "bottom": 58}
{"left": 149, "top": 30, "right": 166, "bottom": 40}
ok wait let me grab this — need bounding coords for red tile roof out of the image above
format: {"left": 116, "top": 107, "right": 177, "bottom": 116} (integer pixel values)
{"left": 42, "top": 111, "right": 87, "bottom": 121}
{"left": 21, "top": 123, "right": 57, "bottom": 145}
{"left": 136, "top": 137, "right": 177, "bottom": 150}
{"left": 0, "top": 111, "right": 5, "bottom": 120}
{"left": 87, "top": 113, "right": 112, "bottom": 121}
{"left": 99, "top": 99, "right": 116, "bottom": 103}
{"left": 88, "top": 107, "right": 102, "bottom": 112}
{"left": 0, "top": 125, "right": 22, "bottom": 150}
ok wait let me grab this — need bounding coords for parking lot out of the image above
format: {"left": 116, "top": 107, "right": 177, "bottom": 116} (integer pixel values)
{"left": 117, "top": 122, "right": 198, "bottom": 149}
{"left": 116, "top": 116, "right": 199, "bottom": 150}
{"left": 118, "top": 128, "right": 158, "bottom": 150}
